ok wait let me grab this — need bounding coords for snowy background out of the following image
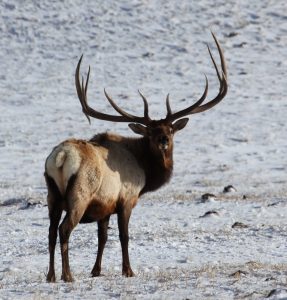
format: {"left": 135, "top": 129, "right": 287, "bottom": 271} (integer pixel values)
{"left": 0, "top": 0, "right": 286, "bottom": 299}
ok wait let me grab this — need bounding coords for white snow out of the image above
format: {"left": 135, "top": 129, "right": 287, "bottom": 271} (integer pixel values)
{"left": 0, "top": 0, "right": 286, "bottom": 299}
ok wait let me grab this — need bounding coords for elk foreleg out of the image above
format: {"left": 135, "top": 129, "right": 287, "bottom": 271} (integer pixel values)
{"left": 91, "top": 215, "right": 110, "bottom": 277}
{"left": 117, "top": 202, "right": 134, "bottom": 277}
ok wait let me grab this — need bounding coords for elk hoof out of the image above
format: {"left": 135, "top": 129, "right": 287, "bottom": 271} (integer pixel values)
{"left": 46, "top": 272, "right": 56, "bottom": 283}
{"left": 91, "top": 269, "right": 101, "bottom": 277}
{"left": 61, "top": 273, "right": 74, "bottom": 282}
{"left": 122, "top": 267, "right": 135, "bottom": 277}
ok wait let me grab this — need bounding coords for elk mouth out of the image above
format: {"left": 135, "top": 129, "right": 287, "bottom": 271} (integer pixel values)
{"left": 158, "top": 141, "right": 169, "bottom": 151}
{"left": 158, "top": 136, "right": 169, "bottom": 151}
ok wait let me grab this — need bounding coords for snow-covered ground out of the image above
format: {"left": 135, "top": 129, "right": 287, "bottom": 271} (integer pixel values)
{"left": 0, "top": 0, "right": 286, "bottom": 299}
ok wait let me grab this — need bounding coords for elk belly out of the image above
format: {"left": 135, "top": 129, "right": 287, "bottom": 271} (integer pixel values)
{"left": 80, "top": 199, "right": 117, "bottom": 223}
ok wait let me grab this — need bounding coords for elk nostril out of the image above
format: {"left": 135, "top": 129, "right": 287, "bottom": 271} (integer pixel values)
{"left": 159, "top": 136, "right": 169, "bottom": 145}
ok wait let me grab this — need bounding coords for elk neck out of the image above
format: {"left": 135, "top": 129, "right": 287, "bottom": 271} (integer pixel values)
{"left": 134, "top": 137, "right": 174, "bottom": 195}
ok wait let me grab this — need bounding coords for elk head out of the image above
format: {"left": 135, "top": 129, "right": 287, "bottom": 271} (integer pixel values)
{"left": 75, "top": 33, "right": 227, "bottom": 157}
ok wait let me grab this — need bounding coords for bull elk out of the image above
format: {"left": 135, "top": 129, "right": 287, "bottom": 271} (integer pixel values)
{"left": 45, "top": 33, "right": 227, "bottom": 282}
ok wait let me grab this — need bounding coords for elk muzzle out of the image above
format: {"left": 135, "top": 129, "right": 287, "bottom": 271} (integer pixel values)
{"left": 158, "top": 135, "right": 169, "bottom": 150}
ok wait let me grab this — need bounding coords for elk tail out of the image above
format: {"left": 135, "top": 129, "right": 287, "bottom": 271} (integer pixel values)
{"left": 55, "top": 151, "right": 67, "bottom": 168}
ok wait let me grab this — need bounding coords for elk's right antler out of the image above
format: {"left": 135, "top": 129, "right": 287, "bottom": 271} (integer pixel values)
{"left": 75, "top": 55, "right": 151, "bottom": 125}
{"left": 165, "top": 32, "right": 228, "bottom": 122}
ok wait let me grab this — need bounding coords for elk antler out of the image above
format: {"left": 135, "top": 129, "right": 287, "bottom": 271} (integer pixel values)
{"left": 165, "top": 32, "right": 228, "bottom": 122}
{"left": 75, "top": 55, "right": 151, "bottom": 125}
{"left": 76, "top": 33, "right": 227, "bottom": 125}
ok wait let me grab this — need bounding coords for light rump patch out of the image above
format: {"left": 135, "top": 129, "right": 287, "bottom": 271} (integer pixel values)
{"left": 46, "top": 141, "right": 82, "bottom": 196}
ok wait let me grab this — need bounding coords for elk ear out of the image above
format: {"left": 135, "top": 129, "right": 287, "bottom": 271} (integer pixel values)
{"left": 128, "top": 123, "right": 148, "bottom": 136}
{"left": 172, "top": 118, "right": 189, "bottom": 133}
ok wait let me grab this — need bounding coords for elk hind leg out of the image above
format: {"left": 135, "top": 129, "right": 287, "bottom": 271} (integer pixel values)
{"left": 45, "top": 174, "right": 63, "bottom": 283}
{"left": 59, "top": 205, "right": 86, "bottom": 282}
{"left": 59, "top": 175, "right": 87, "bottom": 282}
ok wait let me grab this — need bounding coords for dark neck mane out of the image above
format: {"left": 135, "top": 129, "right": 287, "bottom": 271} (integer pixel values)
{"left": 124, "top": 137, "right": 174, "bottom": 195}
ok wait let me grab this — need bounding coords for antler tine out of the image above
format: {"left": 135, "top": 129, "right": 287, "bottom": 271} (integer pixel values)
{"left": 193, "top": 32, "right": 228, "bottom": 114}
{"left": 75, "top": 55, "right": 150, "bottom": 124}
{"left": 75, "top": 55, "right": 91, "bottom": 124}
{"left": 165, "top": 33, "right": 227, "bottom": 121}
{"left": 190, "top": 32, "right": 227, "bottom": 114}
{"left": 207, "top": 44, "right": 221, "bottom": 88}
{"left": 211, "top": 31, "right": 227, "bottom": 79}
{"left": 104, "top": 89, "right": 139, "bottom": 120}
{"left": 138, "top": 90, "right": 150, "bottom": 120}
{"left": 165, "top": 75, "right": 208, "bottom": 122}
{"left": 104, "top": 89, "right": 151, "bottom": 125}
{"left": 166, "top": 94, "right": 172, "bottom": 116}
